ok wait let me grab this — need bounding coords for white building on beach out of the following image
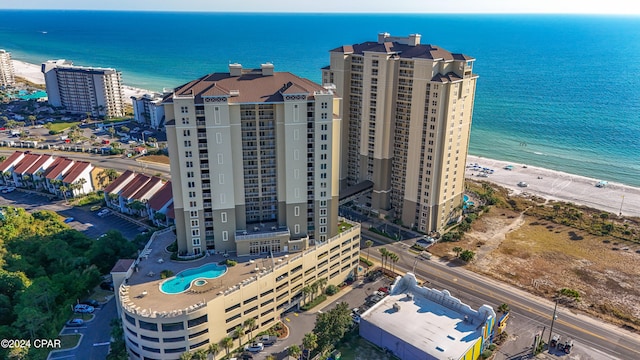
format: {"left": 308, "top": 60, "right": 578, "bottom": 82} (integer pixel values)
{"left": 0, "top": 49, "right": 16, "bottom": 87}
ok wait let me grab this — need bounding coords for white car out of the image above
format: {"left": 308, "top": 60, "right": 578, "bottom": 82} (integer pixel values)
{"left": 244, "top": 343, "right": 264, "bottom": 352}
{"left": 517, "top": 181, "right": 528, "bottom": 187}
{"left": 97, "top": 209, "right": 110, "bottom": 217}
{"left": 74, "top": 304, "right": 95, "bottom": 313}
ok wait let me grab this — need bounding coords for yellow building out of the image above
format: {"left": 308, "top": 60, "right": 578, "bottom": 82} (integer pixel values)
{"left": 324, "top": 33, "right": 478, "bottom": 233}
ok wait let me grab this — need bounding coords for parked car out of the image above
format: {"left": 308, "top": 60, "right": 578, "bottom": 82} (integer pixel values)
{"left": 550, "top": 334, "right": 561, "bottom": 347}
{"left": 563, "top": 339, "right": 574, "bottom": 353}
{"left": 63, "top": 217, "right": 75, "bottom": 223}
{"left": 65, "top": 318, "right": 84, "bottom": 327}
{"left": 244, "top": 343, "right": 264, "bottom": 352}
{"left": 80, "top": 299, "right": 100, "bottom": 307}
{"left": 100, "top": 281, "right": 114, "bottom": 291}
{"left": 517, "top": 181, "right": 529, "bottom": 187}
{"left": 90, "top": 205, "right": 102, "bottom": 211}
{"left": 1, "top": 186, "right": 15, "bottom": 193}
{"left": 74, "top": 304, "right": 95, "bottom": 313}
{"left": 97, "top": 209, "right": 110, "bottom": 217}
{"left": 351, "top": 313, "right": 361, "bottom": 324}
{"left": 260, "top": 334, "right": 277, "bottom": 345}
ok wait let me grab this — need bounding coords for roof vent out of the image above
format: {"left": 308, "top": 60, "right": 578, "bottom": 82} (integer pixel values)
{"left": 392, "top": 303, "right": 401, "bottom": 312}
{"left": 261, "top": 63, "right": 274, "bottom": 76}
{"left": 405, "top": 293, "right": 413, "bottom": 300}
{"left": 229, "top": 90, "right": 240, "bottom": 97}
{"left": 229, "top": 63, "right": 242, "bottom": 77}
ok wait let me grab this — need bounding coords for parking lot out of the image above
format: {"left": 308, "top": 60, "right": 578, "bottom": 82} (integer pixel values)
{"left": 0, "top": 190, "right": 145, "bottom": 240}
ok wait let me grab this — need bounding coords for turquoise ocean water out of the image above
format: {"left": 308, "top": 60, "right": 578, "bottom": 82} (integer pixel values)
{"left": 1, "top": 11, "right": 639, "bottom": 186}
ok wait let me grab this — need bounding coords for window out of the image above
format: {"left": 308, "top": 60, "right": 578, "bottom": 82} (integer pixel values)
{"left": 294, "top": 224, "right": 300, "bottom": 234}
{"left": 184, "top": 140, "right": 191, "bottom": 147}
{"left": 163, "top": 336, "right": 185, "bottom": 343}
{"left": 216, "top": 132, "right": 222, "bottom": 144}
{"left": 294, "top": 206, "right": 299, "bottom": 216}
{"left": 187, "top": 171, "right": 194, "bottom": 178}
{"left": 189, "top": 201, "right": 197, "bottom": 207}
{"left": 181, "top": 106, "right": 189, "bottom": 113}
{"left": 188, "top": 315, "right": 208, "bottom": 328}
{"left": 221, "top": 212, "right": 227, "bottom": 223}
{"left": 183, "top": 129, "right": 191, "bottom": 136}
{"left": 187, "top": 181, "right": 195, "bottom": 188}
{"left": 185, "top": 151, "right": 192, "bottom": 158}
{"left": 191, "top": 220, "right": 199, "bottom": 227}
{"left": 139, "top": 321, "right": 158, "bottom": 331}
{"left": 222, "top": 231, "right": 228, "bottom": 241}
{"left": 189, "top": 191, "right": 196, "bottom": 198}
{"left": 192, "top": 229, "right": 200, "bottom": 237}
{"left": 162, "top": 322, "right": 184, "bottom": 332}
{"left": 321, "top": 102, "right": 328, "bottom": 109}
{"left": 192, "top": 237, "right": 200, "bottom": 245}
{"left": 186, "top": 161, "right": 193, "bottom": 168}
{"left": 181, "top": 117, "right": 189, "bottom": 125}
{"left": 217, "top": 154, "right": 223, "bottom": 164}
{"left": 190, "top": 211, "right": 198, "bottom": 218}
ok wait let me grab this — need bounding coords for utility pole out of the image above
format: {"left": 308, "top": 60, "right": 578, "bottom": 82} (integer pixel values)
{"left": 547, "top": 299, "right": 559, "bottom": 351}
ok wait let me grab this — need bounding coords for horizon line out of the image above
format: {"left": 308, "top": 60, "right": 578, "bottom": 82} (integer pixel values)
{"left": 1, "top": 9, "right": 639, "bottom": 15}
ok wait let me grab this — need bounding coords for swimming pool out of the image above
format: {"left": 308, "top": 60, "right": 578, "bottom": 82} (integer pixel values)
{"left": 463, "top": 195, "right": 469, "bottom": 202}
{"left": 160, "top": 263, "right": 227, "bottom": 294}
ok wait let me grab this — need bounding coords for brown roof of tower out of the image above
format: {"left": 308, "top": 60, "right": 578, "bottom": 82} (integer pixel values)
{"left": 171, "top": 71, "right": 327, "bottom": 105}
{"left": 330, "top": 40, "right": 474, "bottom": 62}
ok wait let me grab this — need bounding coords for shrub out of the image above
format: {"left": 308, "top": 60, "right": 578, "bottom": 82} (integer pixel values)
{"left": 225, "top": 259, "right": 237, "bottom": 267}
{"left": 459, "top": 249, "right": 476, "bottom": 262}
{"left": 359, "top": 257, "right": 373, "bottom": 266}
{"left": 325, "top": 285, "right": 339, "bottom": 296}
{"left": 481, "top": 350, "right": 493, "bottom": 359}
{"left": 301, "top": 294, "right": 327, "bottom": 311}
{"left": 160, "top": 270, "right": 174, "bottom": 279}
{"left": 559, "top": 288, "right": 580, "bottom": 301}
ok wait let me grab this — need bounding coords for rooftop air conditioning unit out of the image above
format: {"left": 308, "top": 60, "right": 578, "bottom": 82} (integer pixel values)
{"left": 392, "top": 303, "right": 401, "bottom": 312}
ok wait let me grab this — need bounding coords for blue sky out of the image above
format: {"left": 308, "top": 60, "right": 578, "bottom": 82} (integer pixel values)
{"left": 0, "top": 0, "right": 636, "bottom": 14}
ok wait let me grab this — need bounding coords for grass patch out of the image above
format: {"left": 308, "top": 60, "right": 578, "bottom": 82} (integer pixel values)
{"left": 139, "top": 154, "right": 170, "bottom": 165}
{"left": 74, "top": 192, "right": 104, "bottom": 206}
{"left": 48, "top": 121, "right": 81, "bottom": 132}
{"left": 58, "top": 334, "right": 81, "bottom": 349}
{"left": 301, "top": 294, "right": 327, "bottom": 311}
{"left": 360, "top": 257, "right": 373, "bottom": 266}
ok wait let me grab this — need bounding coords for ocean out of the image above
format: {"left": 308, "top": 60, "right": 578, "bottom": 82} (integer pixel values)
{"left": 1, "top": 11, "right": 639, "bottom": 186}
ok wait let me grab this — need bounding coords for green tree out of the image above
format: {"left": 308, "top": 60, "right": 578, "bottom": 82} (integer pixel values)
{"left": 497, "top": 303, "right": 510, "bottom": 313}
{"left": 288, "top": 344, "right": 302, "bottom": 359}
{"left": 234, "top": 324, "right": 245, "bottom": 347}
{"left": 221, "top": 337, "right": 233, "bottom": 357}
{"left": 378, "top": 247, "right": 389, "bottom": 273}
{"left": 599, "top": 212, "right": 609, "bottom": 224}
{"left": 192, "top": 349, "right": 207, "bottom": 360}
{"left": 178, "top": 352, "right": 193, "bottom": 360}
{"left": 310, "top": 281, "right": 320, "bottom": 301}
{"left": 302, "top": 332, "right": 318, "bottom": 360}
{"left": 452, "top": 246, "right": 463, "bottom": 257}
{"left": 59, "top": 185, "right": 69, "bottom": 204}
{"left": 459, "top": 249, "right": 475, "bottom": 262}
{"left": 88, "top": 231, "right": 137, "bottom": 273}
{"left": 317, "top": 277, "right": 328, "bottom": 294}
{"left": 121, "top": 125, "right": 130, "bottom": 134}
{"left": 364, "top": 240, "right": 373, "bottom": 261}
{"left": 313, "top": 301, "right": 352, "bottom": 353}
{"left": 302, "top": 286, "right": 312, "bottom": 305}
{"left": 207, "top": 342, "right": 220, "bottom": 360}
{"left": 244, "top": 317, "right": 256, "bottom": 341}
{"left": 106, "top": 318, "right": 128, "bottom": 360}
{"left": 389, "top": 252, "right": 399, "bottom": 275}
{"left": 108, "top": 126, "right": 116, "bottom": 139}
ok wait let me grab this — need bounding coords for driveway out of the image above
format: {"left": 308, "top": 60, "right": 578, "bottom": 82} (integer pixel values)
{"left": 49, "top": 297, "right": 117, "bottom": 360}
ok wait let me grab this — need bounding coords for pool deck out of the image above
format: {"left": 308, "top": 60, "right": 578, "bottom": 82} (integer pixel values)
{"left": 120, "top": 230, "right": 301, "bottom": 314}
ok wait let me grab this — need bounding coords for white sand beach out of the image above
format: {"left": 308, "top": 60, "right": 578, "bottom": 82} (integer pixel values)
{"left": 12, "top": 59, "right": 155, "bottom": 99}
{"left": 466, "top": 155, "right": 640, "bottom": 218}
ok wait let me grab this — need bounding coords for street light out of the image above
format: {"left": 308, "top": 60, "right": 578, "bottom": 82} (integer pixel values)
{"left": 547, "top": 299, "right": 559, "bottom": 352}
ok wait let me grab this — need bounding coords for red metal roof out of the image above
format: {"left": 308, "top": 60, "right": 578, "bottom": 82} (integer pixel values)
{"left": 13, "top": 153, "right": 40, "bottom": 174}
{"left": 103, "top": 170, "right": 135, "bottom": 193}
{"left": 166, "top": 203, "right": 175, "bottom": 219}
{"left": 62, "top": 161, "right": 92, "bottom": 184}
{"left": 45, "top": 158, "right": 73, "bottom": 180}
{"left": 147, "top": 181, "right": 172, "bottom": 211}
{"left": 0, "top": 151, "right": 25, "bottom": 172}
{"left": 25, "top": 154, "right": 52, "bottom": 175}
{"left": 131, "top": 176, "right": 163, "bottom": 201}
{"left": 119, "top": 173, "right": 151, "bottom": 199}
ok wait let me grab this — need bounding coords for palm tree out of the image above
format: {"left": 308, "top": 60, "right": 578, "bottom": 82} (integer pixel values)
{"left": 317, "top": 277, "right": 328, "bottom": 294}
{"left": 59, "top": 185, "right": 69, "bottom": 204}
{"left": 452, "top": 246, "right": 463, "bottom": 258}
{"left": 192, "top": 349, "right": 207, "bottom": 360}
{"left": 98, "top": 168, "right": 118, "bottom": 187}
{"left": 207, "top": 343, "right": 220, "bottom": 360}
{"left": 2, "top": 170, "right": 11, "bottom": 185}
{"left": 302, "top": 333, "right": 318, "bottom": 360}
{"left": 497, "top": 303, "right": 510, "bottom": 314}
{"left": 75, "top": 178, "right": 87, "bottom": 195}
{"left": 28, "top": 115, "right": 36, "bottom": 127}
{"left": 179, "top": 351, "right": 193, "bottom": 360}
{"left": 108, "top": 126, "right": 116, "bottom": 139}
{"left": 389, "top": 252, "right": 399, "bottom": 275}
{"left": 379, "top": 248, "right": 389, "bottom": 273}
{"left": 221, "top": 337, "right": 233, "bottom": 357}
{"left": 364, "top": 240, "right": 373, "bottom": 261}
{"left": 288, "top": 344, "right": 302, "bottom": 359}
{"left": 302, "top": 286, "right": 312, "bottom": 305}
{"left": 310, "top": 281, "right": 319, "bottom": 301}
{"left": 243, "top": 317, "right": 256, "bottom": 341}
{"left": 234, "top": 324, "right": 245, "bottom": 348}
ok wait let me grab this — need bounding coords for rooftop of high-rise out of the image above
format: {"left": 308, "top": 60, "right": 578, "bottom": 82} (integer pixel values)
{"left": 167, "top": 63, "right": 332, "bottom": 104}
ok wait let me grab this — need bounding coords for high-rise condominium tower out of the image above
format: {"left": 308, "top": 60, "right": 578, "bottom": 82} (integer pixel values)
{"left": 41, "top": 59, "right": 125, "bottom": 118}
{"left": 323, "top": 33, "right": 478, "bottom": 233}
{"left": 165, "top": 63, "right": 342, "bottom": 256}
{"left": 0, "top": 49, "right": 15, "bottom": 87}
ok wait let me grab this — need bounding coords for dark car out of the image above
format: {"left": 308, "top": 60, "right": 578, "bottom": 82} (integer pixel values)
{"left": 80, "top": 299, "right": 100, "bottom": 307}
{"left": 100, "top": 281, "right": 114, "bottom": 291}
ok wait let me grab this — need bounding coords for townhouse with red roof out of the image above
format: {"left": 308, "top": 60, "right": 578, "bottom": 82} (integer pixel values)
{"left": 146, "top": 181, "right": 173, "bottom": 226}
{"left": 0, "top": 151, "right": 26, "bottom": 185}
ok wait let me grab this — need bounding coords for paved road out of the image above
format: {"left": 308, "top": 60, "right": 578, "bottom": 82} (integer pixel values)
{"left": 363, "top": 231, "right": 640, "bottom": 360}
{"left": 0, "top": 148, "right": 171, "bottom": 179}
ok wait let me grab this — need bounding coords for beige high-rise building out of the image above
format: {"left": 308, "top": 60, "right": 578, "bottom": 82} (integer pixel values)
{"left": 165, "top": 63, "right": 343, "bottom": 256}
{"left": 323, "top": 33, "right": 478, "bottom": 233}
{"left": 41, "top": 59, "right": 125, "bottom": 118}
{"left": 0, "top": 49, "right": 16, "bottom": 87}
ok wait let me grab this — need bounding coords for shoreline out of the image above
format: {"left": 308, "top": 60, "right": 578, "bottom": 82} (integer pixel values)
{"left": 9, "top": 59, "right": 640, "bottom": 218}
{"left": 11, "top": 59, "right": 157, "bottom": 99}
{"left": 466, "top": 155, "right": 640, "bottom": 218}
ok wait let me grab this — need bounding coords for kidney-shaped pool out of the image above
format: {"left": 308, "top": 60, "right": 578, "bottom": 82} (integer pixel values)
{"left": 160, "top": 263, "right": 227, "bottom": 294}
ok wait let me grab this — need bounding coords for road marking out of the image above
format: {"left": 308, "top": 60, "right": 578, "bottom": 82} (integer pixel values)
{"left": 93, "top": 342, "right": 110, "bottom": 346}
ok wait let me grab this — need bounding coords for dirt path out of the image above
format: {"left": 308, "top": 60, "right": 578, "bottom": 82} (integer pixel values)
{"left": 468, "top": 209, "right": 528, "bottom": 269}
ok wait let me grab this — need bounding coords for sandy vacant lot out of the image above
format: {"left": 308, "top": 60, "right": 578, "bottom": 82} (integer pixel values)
{"left": 431, "top": 190, "right": 640, "bottom": 330}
